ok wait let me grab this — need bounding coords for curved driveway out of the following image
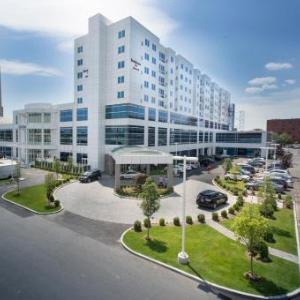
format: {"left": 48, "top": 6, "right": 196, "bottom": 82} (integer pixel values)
{"left": 56, "top": 175, "right": 235, "bottom": 224}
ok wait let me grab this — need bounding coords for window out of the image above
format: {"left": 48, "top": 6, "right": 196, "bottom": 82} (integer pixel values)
{"left": 151, "top": 83, "right": 156, "bottom": 91}
{"left": 77, "top": 97, "right": 83, "bottom": 104}
{"left": 169, "top": 129, "right": 197, "bottom": 145}
{"left": 77, "top": 153, "right": 88, "bottom": 164}
{"left": 151, "top": 97, "right": 156, "bottom": 104}
{"left": 144, "top": 67, "right": 149, "bottom": 74}
{"left": 106, "top": 104, "right": 145, "bottom": 120}
{"left": 158, "top": 110, "right": 168, "bottom": 123}
{"left": 148, "top": 127, "right": 155, "bottom": 146}
{"left": 144, "top": 95, "right": 149, "bottom": 102}
{"left": 77, "top": 108, "right": 88, "bottom": 121}
{"left": 158, "top": 128, "right": 167, "bottom": 146}
{"left": 77, "top": 126, "right": 88, "bottom": 145}
{"left": 60, "top": 127, "right": 73, "bottom": 145}
{"left": 77, "top": 46, "right": 83, "bottom": 53}
{"left": 77, "top": 59, "right": 83, "bottom": 66}
{"left": 118, "top": 61, "right": 125, "bottom": 69}
{"left": 77, "top": 85, "right": 83, "bottom": 91}
{"left": 144, "top": 81, "right": 149, "bottom": 88}
{"left": 118, "top": 45, "right": 125, "bottom": 54}
{"left": 144, "top": 53, "right": 149, "bottom": 61}
{"left": 152, "top": 57, "right": 156, "bottom": 64}
{"left": 145, "top": 39, "right": 150, "bottom": 47}
{"left": 159, "top": 52, "right": 165, "bottom": 62}
{"left": 148, "top": 108, "right": 156, "bottom": 121}
{"left": 77, "top": 72, "right": 83, "bottom": 79}
{"left": 44, "top": 129, "right": 51, "bottom": 144}
{"left": 117, "top": 91, "right": 124, "bottom": 98}
{"left": 105, "top": 125, "right": 144, "bottom": 145}
{"left": 28, "top": 113, "right": 42, "bottom": 123}
{"left": 60, "top": 110, "right": 73, "bottom": 122}
{"left": 170, "top": 56, "right": 174, "bottom": 63}
{"left": 151, "top": 70, "right": 156, "bottom": 77}
{"left": 44, "top": 113, "right": 51, "bottom": 123}
{"left": 170, "top": 112, "right": 197, "bottom": 126}
{"left": 117, "top": 76, "right": 125, "bottom": 83}
{"left": 28, "top": 129, "right": 42, "bottom": 145}
{"left": 152, "top": 44, "right": 156, "bottom": 51}
{"left": 118, "top": 30, "right": 125, "bottom": 39}
{"left": 60, "top": 152, "right": 72, "bottom": 162}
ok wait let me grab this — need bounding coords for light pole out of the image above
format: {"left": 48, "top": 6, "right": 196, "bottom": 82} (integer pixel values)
{"left": 260, "top": 146, "right": 275, "bottom": 173}
{"left": 173, "top": 155, "right": 198, "bottom": 264}
{"left": 271, "top": 143, "right": 280, "bottom": 161}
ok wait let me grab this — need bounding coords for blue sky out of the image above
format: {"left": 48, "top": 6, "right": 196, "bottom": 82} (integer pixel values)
{"left": 0, "top": 0, "right": 299, "bottom": 129}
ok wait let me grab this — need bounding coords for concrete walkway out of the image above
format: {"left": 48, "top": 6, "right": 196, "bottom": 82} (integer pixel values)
{"left": 207, "top": 219, "right": 299, "bottom": 264}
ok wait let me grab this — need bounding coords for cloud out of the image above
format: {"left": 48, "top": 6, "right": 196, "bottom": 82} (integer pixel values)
{"left": 265, "top": 62, "right": 293, "bottom": 71}
{"left": 245, "top": 76, "right": 278, "bottom": 94}
{"left": 0, "top": 59, "right": 62, "bottom": 77}
{"left": 285, "top": 79, "right": 296, "bottom": 85}
{"left": 0, "top": 0, "right": 178, "bottom": 44}
{"left": 245, "top": 87, "right": 264, "bottom": 94}
{"left": 248, "top": 76, "right": 277, "bottom": 86}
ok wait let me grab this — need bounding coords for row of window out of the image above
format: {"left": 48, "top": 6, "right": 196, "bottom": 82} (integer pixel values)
{"left": 60, "top": 152, "right": 88, "bottom": 164}
{"left": 60, "top": 108, "right": 88, "bottom": 122}
{"left": 216, "top": 132, "right": 262, "bottom": 144}
{"left": 0, "top": 129, "right": 13, "bottom": 142}
{"left": 60, "top": 127, "right": 88, "bottom": 145}
{"left": 28, "top": 113, "right": 51, "bottom": 123}
{"left": 28, "top": 129, "right": 51, "bottom": 145}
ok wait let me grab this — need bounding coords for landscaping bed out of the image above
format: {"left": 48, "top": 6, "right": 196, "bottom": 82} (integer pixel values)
{"left": 116, "top": 185, "right": 173, "bottom": 198}
{"left": 123, "top": 225, "right": 300, "bottom": 296}
{"left": 215, "top": 176, "right": 246, "bottom": 195}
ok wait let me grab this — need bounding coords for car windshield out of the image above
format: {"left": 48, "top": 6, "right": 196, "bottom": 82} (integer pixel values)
{"left": 83, "top": 172, "right": 91, "bottom": 176}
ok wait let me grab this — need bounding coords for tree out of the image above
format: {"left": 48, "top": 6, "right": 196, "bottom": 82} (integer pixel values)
{"left": 53, "top": 158, "right": 60, "bottom": 179}
{"left": 281, "top": 152, "right": 293, "bottom": 169}
{"left": 272, "top": 132, "right": 292, "bottom": 146}
{"left": 222, "top": 158, "right": 233, "bottom": 173}
{"left": 140, "top": 177, "right": 160, "bottom": 240}
{"left": 135, "top": 174, "right": 148, "bottom": 190}
{"left": 13, "top": 162, "right": 22, "bottom": 195}
{"left": 258, "top": 177, "right": 277, "bottom": 217}
{"left": 232, "top": 205, "right": 269, "bottom": 280}
{"left": 45, "top": 173, "right": 56, "bottom": 205}
{"left": 67, "top": 156, "right": 73, "bottom": 173}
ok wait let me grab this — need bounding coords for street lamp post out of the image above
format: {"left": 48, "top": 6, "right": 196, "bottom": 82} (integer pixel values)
{"left": 173, "top": 155, "right": 198, "bottom": 265}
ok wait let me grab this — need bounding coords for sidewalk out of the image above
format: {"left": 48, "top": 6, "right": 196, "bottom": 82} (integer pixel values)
{"left": 207, "top": 219, "right": 299, "bottom": 264}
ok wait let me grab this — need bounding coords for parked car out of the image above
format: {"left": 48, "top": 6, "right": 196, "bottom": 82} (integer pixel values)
{"left": 268, "top": 169, "right": 289, "bottom": 175}
{"left": 224, "top": 173, "right": 250, "bottom": 182}
{"left": 177, "top": 163, "right": 192, "bottom": 171}
{"left": 237, "top": 163, "right": 256, "bottom": 174}
{"left": 196, "top": 190, "right": 228, "bottom": 209}
{"left": 199, "top": 157, "right": 215, "bottom": 167}
{"left": 268, "top": 175, "right": 293, "bottom": 188}
{"left": 79, "top": 169, "right": 102, "bottom": 183}
{"left": 246, "top": 180, "right": 285, "bottom": 193}
{"left": 240, "top": 168, "right": 252, "bottom": 176}
{"left": 268, "top": 172, "right": 292, "bottom": 180}
{"left": 120, "top": 170, "right": 142, "bottom": 180}
{"left": 190, "top": 161, "right": 200, "bottom": 169}
{"left": 247, "top": 158, "right": 265, "bottom": 167}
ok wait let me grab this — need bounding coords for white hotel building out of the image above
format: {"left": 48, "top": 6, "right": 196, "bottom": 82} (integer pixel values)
{"left": 0, "top": 14, "right": 266, "bottom": 170}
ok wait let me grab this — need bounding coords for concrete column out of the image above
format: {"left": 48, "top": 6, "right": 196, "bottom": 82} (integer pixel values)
{"left": 167, "top": 164, "right": 173, "bottom": 188}
{"left": 115, "top": 164, "right": 121, "bottom": 190}
{"left": 146, "top": 164, "right": 150, "bottom": 175}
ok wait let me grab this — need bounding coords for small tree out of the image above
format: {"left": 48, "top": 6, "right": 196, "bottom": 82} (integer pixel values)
{"left": 135, "top": 174, "right": 148, "bottom": 190}
{"left": 258, "top": 177, "right": 277, "bottom": 218}
{"left": 281, "top": 152, "right": 293, "bottom": 169}
{"left": 45, "top": 173, "right": 56, "bottom": 205}
{"left": 53, "top": 158, "right": 61, "bottom": 179}
{"left": 222, "top": 158, "right": 232, "bottom": 173}
{"left": 232, "top": 205, "right": 269, "bottom": 280}
{"left": 67, "top": 156, "right": 73, "bottom": 174}
{"left": 13, "top": 162, "right": 22, "bottom": 195}
{"left": 140, "top": 178, "right": 160, "bottom": 240}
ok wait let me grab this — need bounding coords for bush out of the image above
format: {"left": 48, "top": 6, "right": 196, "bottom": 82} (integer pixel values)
{"left": 228, "top": 207, "right": 235, "bottom": 215}
{"left": 212, "top": 212, "right": 219, "bottom": 222}
{"left": 135, "top": 174, "right": 148, "bottom": 189}
{"left": 264, "top": 230, "right": 275, "bottom": 243}
{"left": 143, "top": 218, "right": 151, "bottom": 228}
{"left": 233, "top": 203, "right": 240, "bottom": 212}
{"left": 255, "top": 241, "right": 269, "bottom": 261}
{"left": 215, "top": 175, "right": 220, "bottom": 182}
{"left": 186, "top": 215, "right": 193, "bottom": 225}
{"left": 54, "top": 199, "right": 60, "bottom": 208}
{"left": 221, "top": 210, "right": 228, "bottom": 218}
{"left": 278, "top": 193, "right": 282, "bottom": 200}
{"left": 236, "top": 194, "right": 244, "bottom": 207}
{"left": 173, "top": 217, "right": 180, "bottom": 226}
{"left": 159, "top": 218, "right": 165, "bottom": 226}
{"left": 133, "top": 220, "right": 142, "bottom": 232}
{"left": 242, "top": 189, "right": 247, "bottom": 196}
{"left": 260, "top": 202, "right": 274, "bottom": 218}
{"left": 285, "top": 195, "right": 293, "bottom": 209}
{"left": 233, "top": 187, "right": 239, "bottom": 196}
{"left": 197, "top": 214, "right": 205, "bottom": 223}
{"left": 49, "top": 194, "right": 55, "bottom": 203}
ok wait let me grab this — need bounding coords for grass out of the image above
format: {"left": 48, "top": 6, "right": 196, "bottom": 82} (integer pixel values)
{"left": 5, "top": 184, "right": 60, "bottom": 213}
{"left": 0, "top": 177, "right": 13, "bottom": 186}
{"left": 222, "top": 205, "right": 297, "bottom": 255}
{"left": 219, "top": 178, "right": 245, "bottom": 192}
{"left": 124, "top": 225, "right": 300, "bottom": 296}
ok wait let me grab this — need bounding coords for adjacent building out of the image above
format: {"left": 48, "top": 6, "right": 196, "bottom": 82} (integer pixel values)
{"left": 267, "top": 118, "right": 300, "bottom": 143}
{"left": 0, "top": 13, "right": 267, "bottom": 170}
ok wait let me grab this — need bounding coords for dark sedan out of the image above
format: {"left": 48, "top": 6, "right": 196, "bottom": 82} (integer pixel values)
{"left": 196, "top": 190, "right": 228, "bottom": 209}
{"left": 79, "top": 169, "right": 102, "bottom": 183}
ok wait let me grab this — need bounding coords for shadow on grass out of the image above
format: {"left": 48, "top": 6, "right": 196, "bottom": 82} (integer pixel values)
{"left": 271, "top": 226, "right": 292, "bottom": 238}
{"left": 145, "top": 239, "right": 168, "bottom": 253}
{"left": 249, "top": 277, "right": 288, "bottom": 296}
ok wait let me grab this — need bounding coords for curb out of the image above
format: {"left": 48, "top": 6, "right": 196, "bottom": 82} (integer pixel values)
{"left": 120, "top": 227, "right": 300, "bottom": 300}
{"left": 293, "top": 201, "right": 300, "bottom": 271}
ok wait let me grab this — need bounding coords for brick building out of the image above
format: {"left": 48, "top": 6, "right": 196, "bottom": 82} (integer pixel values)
{"left": 267, "top": 118, "right": 300, "bottom": 142}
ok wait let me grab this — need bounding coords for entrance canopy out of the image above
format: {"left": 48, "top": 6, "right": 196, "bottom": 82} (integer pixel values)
{"left": 111, "top": 146, "right": 173, "bottom": 165}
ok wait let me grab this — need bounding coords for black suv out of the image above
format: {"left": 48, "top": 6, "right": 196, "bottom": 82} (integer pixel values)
{"left": 196, "top": 190, "right": 228, "bottom": 209}
{"left": 79, "top": 169, "right": 102, "bottom": 183}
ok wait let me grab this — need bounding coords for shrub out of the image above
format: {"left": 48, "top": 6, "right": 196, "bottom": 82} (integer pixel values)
{"left": 233, "top": 203, "right": 240, "bottom": 212}
{"left": 186, "top": 215, "right": 193, "bottom": 225}
{"left": 236, "top": 194, "right": 244, "bottom": 207}
{"left": 215, "top": 175, "right": 220, "bottom": 182}
{"left": 212, "top": 212, "right": 219, "bottom": 222}
{"left": 54, "top": 199, "right": 60, "bottom": 208}
{"left": 49, "top": 194, "right": 55, "bottom": 203}
{"left": 233, "top": 187, "right": 239, "bottom": 196}
{"left": 144, "top": 218, "right": 151, "bottom": 228}
{"left": 197, "top": 214, "right": 205, "bottom": 223}
{"left": 173, "top": 217, "right": 180, "bottom": 226}
{"left": 260, "top": 202, "right": 274, "bottom": 218}
{"left": 264, "top": 230, "right": 275, "bottom": 243}
{"left": 221, "top": 210, "right": 228, "bottom": 218}
{"left": 255, "top": 241, "right": 269, "bottom": 261}
{"left": 278, "top": 193, "right": 282, "bottom": 200}
{"left": 133, "top": 220, "right": 142, "bottom": 232}
{"left": 242, "top": 189, "right": 247, "bottom": 196}
{"left": 228, "top": 207, "right": 235, "bottom": 215}
{"left": 159, "top": 218, "right": 165, "bottom": 226}
{"left": 135, "top": 174, "right": 148, "bottom": 189}
{"left": 285, "top": 195, "right": 293, "bottom": 209}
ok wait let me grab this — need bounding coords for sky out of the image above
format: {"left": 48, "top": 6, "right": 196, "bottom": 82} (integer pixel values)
{"left": 0, "top": 0, "right": 299, "bottom": 129}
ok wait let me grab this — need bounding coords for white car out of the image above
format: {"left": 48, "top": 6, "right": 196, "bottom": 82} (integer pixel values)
{"left": 268, "top": 169, "right": 289, "bottom": 175}
{"left": 191, "top": 161, "right": 200, "bottom": 169}
{"left": 177, "top": 163, "right": 192, "bottom": 171}
{"left": 225, "top": 173, "right": 250, "bottom": 182}
{"left": 120, "top": 170, "right": 142, "bottom": 180}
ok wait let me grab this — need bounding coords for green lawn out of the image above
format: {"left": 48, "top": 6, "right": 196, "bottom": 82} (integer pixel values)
{"left": 5, "top": 184, "right": 60, "bottom": 213}
{"left": 222, "top": 206, "right": 297, "bottom": 255}
{"left": 219, "top": 178, "right": 245, "bottom": 192}
{"left": 124, "top": 225, "right": 300, "bottom": 296}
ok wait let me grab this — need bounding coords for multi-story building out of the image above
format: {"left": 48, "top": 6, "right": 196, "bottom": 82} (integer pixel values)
{"left": 0, "top": 13, "right": 267, "bottom": 170}
{"left": 267, "top": 118, "right": 300, "bottom": 143}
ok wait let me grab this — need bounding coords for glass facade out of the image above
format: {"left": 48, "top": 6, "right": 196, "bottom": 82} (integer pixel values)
{"left": 60, "top": 127, "right": 73, "bottom": 145}
{"left": 77, "top": 108, "right": 88, "bottom": 121}
{"left": 0, "top": 129, "right": 13, "bottom": 142}
{"left": 60, "top": 152, "right": 72, "bottom": 162}
{"left": 44, "top": 129, "right": 51, "bottom": 144}
{"left": 158, "top": 110, "right": 168, "bottom": 123}
{"left": 170, "top": 112, "right": 197, "bottom": 127}
{"left": 105, "top": 104, "right": 145, "bottom": 120}
{"left": 204, "top": 132, "right": 209, "bottom": 143}
{"left": 148, "top": 127, "right": 155, "bottom": 146}
{"left": 44, "top": 113, "right": 51, "bottom": 123}
{"left": 105, "top": 126, "right": 144, "bottom": 145}
{"left": 77, "top": 153, "right": 88, "bottom": 164}
{"left": 158, "top": 128, "right": 167, "bottom": 146}
{"left": 148, "top": 108, "right": 156, "bottom": 121}
{"left": 28, "top": 129, "right": 42, "bottom": 145}
{"left": 60, "top": 110, "right": 73, "bottom": 122}
{"left": 216, "top": 132, "right": 262, "bottom": 144}
{"left": 0, "top": 146, "right": 12, "bottom": 158}
{"left": 77, "top": 126, "right": 88, "bottom": 145}
{"left": 170, "top": 129, "right": 197, "bottom": 145}
{"left": 28, "top": 113, "right": 42, "bottom": 123}
{"left": 198, "top": 131, "right": 203, "bottom": 143}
